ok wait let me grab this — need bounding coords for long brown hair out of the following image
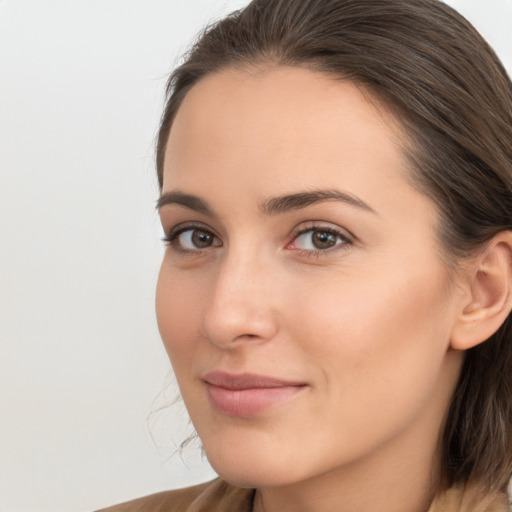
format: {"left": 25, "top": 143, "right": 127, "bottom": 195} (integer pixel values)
{"left": 156, "top": 0, "right": 512, "bottom": 495}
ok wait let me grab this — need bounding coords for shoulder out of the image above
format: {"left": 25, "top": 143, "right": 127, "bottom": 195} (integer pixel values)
{"left": 95, "top": 478, "right": 255, "bottom": 512}
{"left": 428, "top": 483, "right": 509, "bottom": 512}
{"left": 95, "top": 481, "right": 214, "bottom": 512}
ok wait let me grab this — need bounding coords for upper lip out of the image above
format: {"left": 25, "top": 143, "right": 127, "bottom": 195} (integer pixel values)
{"left": 203, "top": 371, "right": 306, "bottom": 390}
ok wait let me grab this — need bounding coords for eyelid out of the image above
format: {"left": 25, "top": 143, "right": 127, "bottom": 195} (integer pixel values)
{"left": 289, "top": 221, "right": 354, "bottom": 241}
{"left": 162, "top": 222, "right": 222, "bottom": 252}
{"left": 286, "top": 222, "right": 354, "bottom": 254}
{"left": 161, "top": 220, "right": 355, "bottom": 256}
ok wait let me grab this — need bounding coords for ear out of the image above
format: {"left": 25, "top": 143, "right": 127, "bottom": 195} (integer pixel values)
{"left": 450, "top": 231, "right": 512, "bottom": 351}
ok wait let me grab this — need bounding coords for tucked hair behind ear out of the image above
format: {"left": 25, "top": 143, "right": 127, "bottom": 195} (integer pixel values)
{"left": 156, "top": 0, "right": 512, "bottom": 495}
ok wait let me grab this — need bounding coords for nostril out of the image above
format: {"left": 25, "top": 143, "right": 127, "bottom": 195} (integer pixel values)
{"left": 231, "top": 333, "right": 260, "bottom": 342}
{"left": 200, "top": 279, "right": 279, "bottom": 347}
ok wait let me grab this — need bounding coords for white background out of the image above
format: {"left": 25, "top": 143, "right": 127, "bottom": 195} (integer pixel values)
{"left": 0, "top": 1, "right": 510, "bottom": 511}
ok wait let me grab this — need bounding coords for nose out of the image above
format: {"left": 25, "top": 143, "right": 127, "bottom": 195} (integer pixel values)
{"left": 200, "top": 250, "right": 279, "bottom": 349}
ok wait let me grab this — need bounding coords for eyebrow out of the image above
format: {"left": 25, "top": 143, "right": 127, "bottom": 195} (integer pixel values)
{"left": 157, "top": 189, "right": 376, "bottom": 216}
{"left": 156, "top": 191, "right": 214, "bottom": 215}
{"left": 261, "top": 189, "right": 377, "bottom": 215}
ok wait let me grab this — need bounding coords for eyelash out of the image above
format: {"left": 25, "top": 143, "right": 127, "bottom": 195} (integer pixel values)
{"left": 162, "top": 222, "right": 221, "bottom": 254}
{"left": 288, "top": 224, "right": 352, "bottom": 257}
{"left": 162, "top": 222, "right": 353, "bottom": 257}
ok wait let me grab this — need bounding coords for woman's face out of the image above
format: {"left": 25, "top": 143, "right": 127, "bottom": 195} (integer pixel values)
{"left": 156, "top": 67, "right": 465, "bottom": 489}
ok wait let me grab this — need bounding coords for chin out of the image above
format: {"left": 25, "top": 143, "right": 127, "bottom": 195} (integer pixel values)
{"left": 203, "top": 439, "right": 308, "bottom": 489}
{"left": 211, "top": 461, "right": 301, "bottom": 489}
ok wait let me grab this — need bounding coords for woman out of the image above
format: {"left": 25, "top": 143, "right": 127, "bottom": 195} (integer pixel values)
{"left": 99, "top": 0, "right": 512, "bottom": 510}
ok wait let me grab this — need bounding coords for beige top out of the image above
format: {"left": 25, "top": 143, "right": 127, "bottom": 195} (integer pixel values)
{"left": 96, "top": 478, "right": 509, "bottom": 512}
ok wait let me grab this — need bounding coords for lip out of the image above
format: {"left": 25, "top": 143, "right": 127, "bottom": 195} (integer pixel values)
{"left": 203, "top": 371, "right": 307, "bottom": 417}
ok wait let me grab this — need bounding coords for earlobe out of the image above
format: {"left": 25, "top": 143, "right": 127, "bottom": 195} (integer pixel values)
{"left": 450, "top": 231, "right": 512, "bottom": 351}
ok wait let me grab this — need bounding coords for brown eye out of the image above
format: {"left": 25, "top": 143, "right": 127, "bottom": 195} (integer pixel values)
{"left": 312, "top": 231, "right": 338, "bottom": 249}
{"left": 191, "top": 229, "right": 215, "bottom": 248}
{"left": 170, "top": 227, "right": 221, "bottom": 250}
{"left": 291, "top": 228, "right": 350, "bottom": 252}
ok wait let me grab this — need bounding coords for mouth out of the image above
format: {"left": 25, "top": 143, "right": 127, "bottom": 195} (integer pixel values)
{"left": 203, "top": 371, "right": 308, "bottom": 417}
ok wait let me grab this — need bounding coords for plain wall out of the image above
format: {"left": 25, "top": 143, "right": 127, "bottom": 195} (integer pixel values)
{"left": 0, "top": 1, "right": 510, "bottom": 511}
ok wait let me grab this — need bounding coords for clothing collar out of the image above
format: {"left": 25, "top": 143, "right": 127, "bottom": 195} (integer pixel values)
{"left": 185, "top": 478, "right": 509, "bottom": 512}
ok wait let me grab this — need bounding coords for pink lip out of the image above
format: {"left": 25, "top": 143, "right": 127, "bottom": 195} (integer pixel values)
{"left": 203, "top": 371, "right": 307, "bottom": 417}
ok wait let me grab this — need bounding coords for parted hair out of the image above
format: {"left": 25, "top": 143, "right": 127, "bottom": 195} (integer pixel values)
{"left": 156, "top": 0, "right": 512, "bottom": 495}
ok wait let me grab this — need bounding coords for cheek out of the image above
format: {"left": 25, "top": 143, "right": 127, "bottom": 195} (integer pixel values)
{"left": 155, "top": 260, "right": 204, "bottom": 367}
{"left": 287, "top": 262, "right": 454, "bottom": 423}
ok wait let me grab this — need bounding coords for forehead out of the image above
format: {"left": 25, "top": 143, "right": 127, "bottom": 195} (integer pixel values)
{"left": 162, "top": 65, "right": 426, "bottom": 220}
{"left": 166, "top": 66, "right": 403, "bottom": 156}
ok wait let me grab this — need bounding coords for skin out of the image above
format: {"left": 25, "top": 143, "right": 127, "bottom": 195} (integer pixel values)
{"left": 156, "top": 66, "right": 468, "bottom": 512}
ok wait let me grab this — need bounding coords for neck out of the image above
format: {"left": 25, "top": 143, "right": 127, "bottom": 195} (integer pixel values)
{"left": 252, "top": 384, "right": 452, "bottom": 512}
{"left": 254, "top": 438, "right": 440, "bottom": 512}
{"left": 251, "top": 348, "right": 465, "bottom": 512}
{"left": 254, "top": 450, "right": 439, "bottom": 512}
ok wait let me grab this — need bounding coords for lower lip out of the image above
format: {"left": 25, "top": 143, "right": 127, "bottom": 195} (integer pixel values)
{"left": 206, "top": 384, "right": 305, "bottom": 417}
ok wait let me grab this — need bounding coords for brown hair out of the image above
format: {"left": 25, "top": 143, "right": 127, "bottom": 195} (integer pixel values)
{"left": 156, "top": 0, "right": 512, "bottom": 495}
